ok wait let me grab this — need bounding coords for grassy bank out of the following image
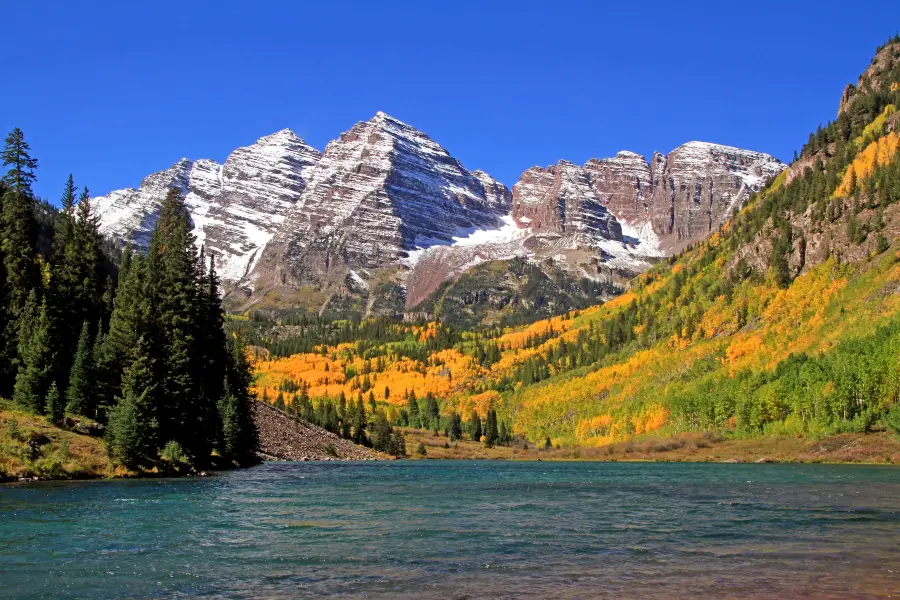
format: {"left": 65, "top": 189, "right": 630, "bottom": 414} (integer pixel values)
{"left": 0, "top": 399, "right": 115, "bottom": 481}
{"left": 402, "top": 428, "right": 900, "bottom": 464}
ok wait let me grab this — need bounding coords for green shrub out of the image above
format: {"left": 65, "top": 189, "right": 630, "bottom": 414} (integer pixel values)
{"left": 886, "top": 404, "right": 900, "bottom": 434}
{"left": 6, "top": 420, "right": 20, "bottom": 441}
{"left": 160, "top": 440, "right": 190, "bottom": 466}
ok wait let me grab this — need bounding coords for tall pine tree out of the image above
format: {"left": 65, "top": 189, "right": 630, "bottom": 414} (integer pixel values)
{"left": 1, "top": 128, "right": 40, "bottom": 317}
{"left": 147, "top": 188, "right": 214, "bottom": 463}
{"left": 106, "top": 337, "right": 159, "bottom": 469}
{"left": 66, "top": 321, "right": 95, "bottom": 417}
{"left": 13, "top": 294, "right": 55, "bottom": 414}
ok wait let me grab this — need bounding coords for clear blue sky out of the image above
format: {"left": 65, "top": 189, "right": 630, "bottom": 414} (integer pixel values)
{"left": 2, "top": 1, "right": 896, "bottom": 203}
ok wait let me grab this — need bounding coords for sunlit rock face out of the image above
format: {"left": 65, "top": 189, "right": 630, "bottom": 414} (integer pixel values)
{"left": 95, "top": 129, "right": 321, "bottom": 281}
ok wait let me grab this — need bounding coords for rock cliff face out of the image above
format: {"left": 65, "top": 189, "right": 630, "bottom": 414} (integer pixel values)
{"left": 647, "top": 142, "right": 785, "bottom": 250}
{"left": 246, "top": 112, "right": 512, "bottom": 294}
{"left": 515, "top": 142, "right": 785, "bottom": 254}
{"left": 95, "top": 112, "right": 783, "bottom": 317}
{"left": 94, "top": 129, "right": 321, "bottom": 281}
{"left": 511, "top": 160, "right": 624, "bottom": 247}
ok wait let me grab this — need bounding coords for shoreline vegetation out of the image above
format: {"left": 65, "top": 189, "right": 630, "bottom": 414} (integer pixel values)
{"left": 0, "top": 130, "right": 258, "bottom": 482}
{"left": 4, "top": 399, "right": 898, "bottom": 483}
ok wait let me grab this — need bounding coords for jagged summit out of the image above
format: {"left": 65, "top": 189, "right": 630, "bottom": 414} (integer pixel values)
{"left": 246, "top": 110, "right": 512, "bottom": 297}
{"left": 95, "top": 114, "right": 784, "bottom": 317}
{"left": 94, "top": 128, "right": 323, "bottom": 281}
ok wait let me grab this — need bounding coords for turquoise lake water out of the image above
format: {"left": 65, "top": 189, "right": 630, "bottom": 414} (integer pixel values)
{"left": 2, "top": 461, "right": 899, "bottom": 599}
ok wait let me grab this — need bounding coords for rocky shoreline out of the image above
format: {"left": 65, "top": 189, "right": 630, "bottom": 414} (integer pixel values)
{"left": 251, "top": 401, "right": 384, "bottom": 461}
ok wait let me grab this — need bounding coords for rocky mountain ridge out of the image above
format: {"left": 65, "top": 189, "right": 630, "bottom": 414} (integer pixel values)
{"left": 94, "top": 112, "right": 784, "bottom": 318}
{"left": 519, "top": 141, "right": 786, "bottom": 254}
{"left": 95, "top": 129, "right": 321, "bottom": 281}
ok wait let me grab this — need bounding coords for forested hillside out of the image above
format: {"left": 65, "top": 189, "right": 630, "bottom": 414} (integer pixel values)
{"left": 0, "top": 131, "right": 257, "bottom": 479}
{"left": 244, "top": 39, "right": 900, "bottom": 450}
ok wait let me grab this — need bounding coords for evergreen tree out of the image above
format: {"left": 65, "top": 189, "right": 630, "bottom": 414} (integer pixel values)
{"left": 48, "top": 176, "right": 81, "bottom": 387}
{"left": 353, "top": 396, "right": 368, "bottom": 445}
{"left": 1, "top": 129, "right": 40, "bottom": 317}
{"left": 389, "top": 430, "right": 407, "bottom": 458}
{"left": 106, "top": 339, "right": 159, "bottom": 469}
{"left": 484, "top": 409, "right": 499, "bottom": 447}
{"left": 1, "top": 128, "right": 38, "bottom": 194}
{"left": 71, "top": 187, "right": 104, "bottom": 326}
{"left": 50, "top": 175, "right": 77, "bottom": 289}
{"left": 147, "top": 188, "right": 215, "bottom": 463}
{"left": 372, "top": 410, "right": 393, "bottom": 453}
{"left": 46, "top": 382, "right": 64, "bottom": 425}
{"left": 449, "top": 411, "right": 462, "bottom": 441}
{"left": 219, "top": 377, "right": 255, "bottom": 464}
{"left": 197, "top": 251, "right": 226, "bottom": 414}
{"left": 13, "top": 295, "right": 55, "bottom": 414}
{"left": 499, "top": 421, "right": 509, "bottom": 446}
{"left": 66, "top": 321, "right": 94, "bottom": 417}
{"left": 0, "top": 236, "right": 12, "bottom": 397}
{"left": 220, "top": 337, "right": 258, "bottom": 462}
{"left": 406, "top": 391, "right": 420, "bottom": 429}
{"left": 424, "top": 393, "right": 439, "bottom": 430}
{"left": 99, "top": 250, "right": 151, "bottom": 411}
{"left": 469, "top": 410, "right": 482, "bottom": 442}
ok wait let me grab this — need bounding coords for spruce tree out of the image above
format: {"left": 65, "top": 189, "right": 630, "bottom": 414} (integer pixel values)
{"left": 0, "top": 232, "right": 14, "bottom": 397}
{"left": 389, "top": 431, "right": 407, "bottom": 458}
{"left": 71, "top": 188, "right": 104, "bottom": 326}
{"left": 353, "top": 396, "right": 368, "bottom": 445}
{"left": 13, "top": 296, "right": 55, "bottom": 414}
{"left": 48, "top": 176, "right": 81, "bottom": 387}
{"left": 484, "top": 409, "right": 499, "bottom": 447}
{"left": 50, "top": 175, "right": 77, "bottom": 293}
{"left": 425, "top": 393, "right": 440, "bottom": 429}
{"left": 99, "top": 250, "right": 151, "bottom": 411}
{"left": 372, "top": 410, "right": 393, "bottom": 453}
{"left": 449, "top": 411, "right": 462, "bottom": 441}
{"left": 106, "top": 339, "right": 159, "bottom": 469}
{"left": 66, "top": 321, "right": 94, "bottom": 417}
{"left": 220, "top": 336, "right": 258, "bottom": 462}
{"left": 147, "top": 188, "right": 216, "bottom": 464}
{"left": 406, "top": 391, "right": 420, "bottom": 429}
{"left": 1, "top": 129, "right": 40, "bottom": 317}
{"left": 46, "top": 382, "right": 64, "bottom": 425}
{"left": 198, "top": 252, "right": 226, "bottom": 416}
{"left": 470, "top": 410, "right": 482, "bottom": 442}
{"left": 1, "top": 128, "right": 38, "bottom": 194}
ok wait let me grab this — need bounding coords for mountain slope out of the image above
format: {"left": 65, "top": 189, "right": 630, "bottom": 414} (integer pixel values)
{"left": 244, "top": 39, "right": 900, "bottom": 448}
{"left": 242, "top": 112, "right": 513, "bottom": 310}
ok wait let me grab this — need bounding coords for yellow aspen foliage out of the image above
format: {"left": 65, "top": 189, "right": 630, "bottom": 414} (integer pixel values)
{"left": 497, "top": 315, "right": 573, "bottom": 350}
{"left": 836, "top": 130, "right": 900, "bottom": 196}
{"left": 454, "top": 390, "right": 502, "bottom": 419}
{"left": 762, "top": 259, "right": 847, "bottom": 334}
{"left": 724, "top": 334, "right": 764, "bottom": 369}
